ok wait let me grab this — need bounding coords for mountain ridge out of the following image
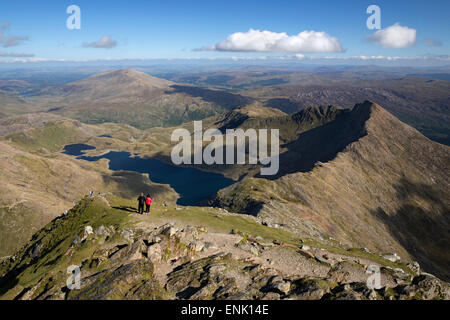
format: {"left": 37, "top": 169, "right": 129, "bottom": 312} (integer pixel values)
{"left": 41, "top": 68, "right": 173, "bottom": 100}
{"left": 1, "top": 195, "right": 448, "bottom": 300}
{"left": 212, "top": 101, "right": 450, "bottom": 280}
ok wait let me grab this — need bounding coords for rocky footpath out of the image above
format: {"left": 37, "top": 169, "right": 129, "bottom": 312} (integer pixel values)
{"left": 0, "top": 197, "right": 449, "bottom": 300}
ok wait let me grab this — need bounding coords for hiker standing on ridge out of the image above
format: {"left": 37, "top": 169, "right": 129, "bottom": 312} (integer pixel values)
{"left": 137, "top": 193, "right": 146, "bottom": 214}
{"left": 145, "top": 194, "right": 153, "bottom": 214}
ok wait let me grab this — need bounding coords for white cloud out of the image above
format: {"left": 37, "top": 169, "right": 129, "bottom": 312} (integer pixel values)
{"left": 367, "top": 23, "right": 417, "bottom": 48}
{"left": 203, "top": 29, "right": 343, "bottom": 53}
{"left": 83, "top": 35, "right": 117, "bottom": 49}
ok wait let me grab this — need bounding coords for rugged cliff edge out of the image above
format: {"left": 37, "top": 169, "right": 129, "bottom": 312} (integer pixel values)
{"left": 1, "top": 195, "right": 448, "bottom": 300}
{"left": 212, "top": 101, "right": 450, "bottom": 280}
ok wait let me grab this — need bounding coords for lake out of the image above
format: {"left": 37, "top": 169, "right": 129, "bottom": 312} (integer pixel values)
{"left": 63, "top": 144, "right": 234, "bottom": 206}
{"left": 62, "top": 143, "right": 96, "bottom": 156}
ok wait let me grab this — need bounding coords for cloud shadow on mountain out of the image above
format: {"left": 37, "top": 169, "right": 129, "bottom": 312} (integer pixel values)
{"left": 370, "top": 178, "right": 450, "bottom": 281}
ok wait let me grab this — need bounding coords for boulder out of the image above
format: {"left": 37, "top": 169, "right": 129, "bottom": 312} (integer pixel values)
{"left": 147, "top": 244, "right": 162, "bottom": 263}
{"left": 31, "top": 242, "right": 42, "bottom": 259}
{"left": 95, "top": 225, "right": 115, "bottom": 238}
{"left": 84, "top": 226, "right": 94, "bottom": 236}
{"left": 162, "top": 226, "right": 177, "bottom": 238}
{"left": 407, "top": 261, "right": 421, "bottom": 275}
{"left": 120, "top": 229, "right": 135, "bottom": 243}
{"left": 151, "top": 236, "right": 162, "bottom": 244}
{"left": 383, "top": 253, "right": 401, "bottom": 262}
{"left": 204, "top": 242, "right": 218, "bottom": 250}
{"left": 237, "top": 243, "right": 259, "bottom": 256}
{"left": 110, "top": 240, "right": 145, "bottom": 264}
{"left": 297, "top": 249, "right": 314, "bottom": 259}
{"left": 270, "top": 281, "right": 291, "bottom": 295}
{"left": 399, "top": 275, "right": 450, "bottom": 300}
{"left": 189, "top": 241, "right": 205, "bottom": 252}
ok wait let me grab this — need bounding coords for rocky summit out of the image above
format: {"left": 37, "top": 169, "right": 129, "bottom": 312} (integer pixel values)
{"left": 0, "top": 196, "right": 448, "bottom": 300}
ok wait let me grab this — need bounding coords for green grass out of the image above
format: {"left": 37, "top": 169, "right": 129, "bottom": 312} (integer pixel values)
{"left": 108, "top": 195, "right": 299, "bottom": 244}
{"left": 109, "top": 196, "right": 414, "bottom": 275}
{"left": 107, "top": 195, "right": 416, "bottom": 274}
{"left": 0, "top": 197, "right": 132, "bottom": 296}
{"left": 7, "top": 121, "right": 88, "bottom": 152}
{"left": 0, "top": 204, "right": 36, "bottom": 257}
{"left": 1, "top": 194, "right": 416, "bottom": 299}
{"left": 301, "top": 238, "right": 413, "bottom": 274}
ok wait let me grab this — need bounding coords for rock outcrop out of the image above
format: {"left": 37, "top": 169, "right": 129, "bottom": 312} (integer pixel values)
{"left": 0, "top": 197, "right": 448, "bottom": 300}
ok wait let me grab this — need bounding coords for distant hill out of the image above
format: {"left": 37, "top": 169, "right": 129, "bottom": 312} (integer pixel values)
{"left": 42, "top": 69, "right": 174, "bottom": 99}
{"left": 38, "top": 69, "right": 251, "bottom": 129}
{"left": 167, "top": 69, "right": 450, "bottom": 145}
{"left": 253, "top": 77, "right": 450, "bottom": 146}
{"left": 0, "top": 91, "right": 35, "bottom": 118}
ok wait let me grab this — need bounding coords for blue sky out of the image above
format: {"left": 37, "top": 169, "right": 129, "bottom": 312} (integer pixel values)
{"left": 0, "top": 0, "right": 449, "bottom": 64}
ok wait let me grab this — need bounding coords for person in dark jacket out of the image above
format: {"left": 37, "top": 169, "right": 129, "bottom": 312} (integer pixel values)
{"left": 137, "top": 193, "right": 146, "bottom": 214}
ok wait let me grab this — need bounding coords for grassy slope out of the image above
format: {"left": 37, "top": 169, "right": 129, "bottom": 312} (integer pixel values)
{"left": 0, "top": 120, "right": 178, "bottom": 256}
{"left": 6, "top": 121, "right": 91, "bottom": 152}
{"left": 0, "top": 195, "right": 411, "bottom": 299}
{"left": 0, "top": 92, "right": 36, "bottom": 117}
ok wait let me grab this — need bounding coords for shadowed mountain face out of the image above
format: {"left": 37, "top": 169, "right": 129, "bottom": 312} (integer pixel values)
{"left": 166, "top": 85, "right": 253, "bottom": 110}
{"left": 205, "top": 104, "right": 366, "bottom": 179}
{"left": 213, "top": 101, "right": 450, "bottom": 280}
{"left": 370, "top": 178, "right": 450, "bottom": 282}
{"left": 269, "top": 104, "right": 370, "bottom": 178}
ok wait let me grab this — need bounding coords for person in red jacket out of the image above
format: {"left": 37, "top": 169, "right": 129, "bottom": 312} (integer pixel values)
{"left": 145, "top": 194, "right": 153, "bottom": 214}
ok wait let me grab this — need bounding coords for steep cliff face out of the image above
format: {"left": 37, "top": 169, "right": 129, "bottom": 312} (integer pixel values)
{"left": 213, "top": 102, "right": 450, "bottom": 280}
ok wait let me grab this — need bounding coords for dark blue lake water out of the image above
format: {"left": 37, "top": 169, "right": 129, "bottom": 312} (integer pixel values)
{"left": 62, "top": 143, "right": 96, "bottom": 156}
{"left": 63, "top": 144, "right": 234, "bottom": 206}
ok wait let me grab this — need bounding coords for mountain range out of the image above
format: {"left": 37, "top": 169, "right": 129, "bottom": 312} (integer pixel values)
{"left": 211, "top": 101, "right": 450, "bottom": 280}
{"left": 0, "top": 68, "right": 448, "bottom": 300}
